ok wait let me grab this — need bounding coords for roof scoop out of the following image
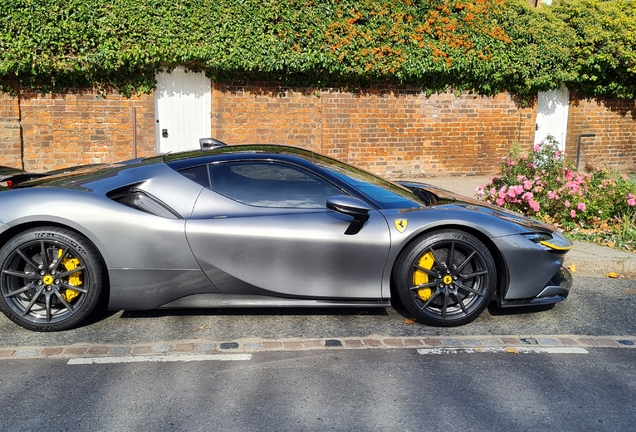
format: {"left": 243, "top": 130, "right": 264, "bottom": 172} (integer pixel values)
{"left": 199, "top": 138, "right": 227, "bottom": 150}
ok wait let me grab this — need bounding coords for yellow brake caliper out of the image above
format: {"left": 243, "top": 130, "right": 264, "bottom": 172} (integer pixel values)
{"left": 413, "top": 252, "right": 435, "bottom": 301}
{"left": 58, "top": 249, "right": 82, "bottom": 303}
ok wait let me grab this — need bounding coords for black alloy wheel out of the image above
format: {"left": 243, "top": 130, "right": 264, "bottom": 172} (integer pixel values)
{"left": 0, "top": 227, "right": 104, "bottom": 331}
{"left": 395, "top": 229, "right": 496, "bottom": 327}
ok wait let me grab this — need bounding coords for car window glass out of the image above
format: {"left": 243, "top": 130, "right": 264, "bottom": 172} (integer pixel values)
{"left": 179, "top": 165, "right": 210, "bottom": 188}
{"left": 208, "top": 162, "right": 343, "bottom": 208}
{"left": 316, "top": 162, "right": 421, "bottom": 209}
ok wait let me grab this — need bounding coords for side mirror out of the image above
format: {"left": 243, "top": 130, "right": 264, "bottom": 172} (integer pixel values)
{"left": 326, "top": 195, "right": 371, "bottom": 235}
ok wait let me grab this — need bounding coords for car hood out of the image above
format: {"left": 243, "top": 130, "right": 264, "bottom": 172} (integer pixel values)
{"left": 397, "top": 181, "right": 555, "bottom": 234}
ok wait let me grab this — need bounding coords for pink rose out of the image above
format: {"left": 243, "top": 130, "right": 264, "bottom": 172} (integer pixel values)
{"left": 529, "top": 200, "right": 540, "bottom": 212}
{"left": 570, "top": 210, "right": 576, "bottom": 218}
{"left": 577, "top": 202, "right": 586, "bottom": 211}
{"left": 564, "top": 200, "right": 570, "bottom": 208}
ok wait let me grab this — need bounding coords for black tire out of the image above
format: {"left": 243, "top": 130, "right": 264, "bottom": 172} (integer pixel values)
{"left": 0, "top": 227, "right": 104, "bottom": 331}
{"left": 394, "top": 229, "right": 496, "bottom": 327}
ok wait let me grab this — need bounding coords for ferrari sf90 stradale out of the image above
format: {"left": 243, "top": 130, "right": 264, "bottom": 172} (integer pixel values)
{"left": 0, "top": 141, "right": 572, "bottom": 331}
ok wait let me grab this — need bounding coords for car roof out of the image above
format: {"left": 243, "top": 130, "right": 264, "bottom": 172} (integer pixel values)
{"left": 164, "top": 144, "right": 320, "bottom": 171}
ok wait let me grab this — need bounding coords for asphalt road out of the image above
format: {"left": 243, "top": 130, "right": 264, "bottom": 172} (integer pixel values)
{"left": 2, "top": 274, "right": 636, "bottom": 431}
{"left": 1, "top": 348, "right": 635, "bottom": 431}
{"left": 0, "top": 274, "right": 634, "bottom": 348}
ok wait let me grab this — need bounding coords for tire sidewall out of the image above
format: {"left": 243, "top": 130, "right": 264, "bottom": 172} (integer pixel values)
{"left": 394, "top": 229, "right": 496, "bottom": 327}
{"left": 0, "top": 227, "right": 103, "bottom": 331}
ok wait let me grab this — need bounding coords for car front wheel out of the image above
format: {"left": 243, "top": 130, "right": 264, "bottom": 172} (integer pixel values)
{"left": 394, "top": 229, "right": 496, "bottom": 327}
{"left": 0, "top": 227, "right": 104, "bottom": 331}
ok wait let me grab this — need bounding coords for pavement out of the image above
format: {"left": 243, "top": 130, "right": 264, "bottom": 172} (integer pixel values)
{"left": 1, "top": 335, "right": 635, "bottom": 361}
{"left": 399, "top": 175, "right": 636, "bottom": 277}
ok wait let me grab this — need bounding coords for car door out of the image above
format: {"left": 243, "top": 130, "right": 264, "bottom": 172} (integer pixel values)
{"left": 184, "top": 160, "right": 392, "bottom": 299}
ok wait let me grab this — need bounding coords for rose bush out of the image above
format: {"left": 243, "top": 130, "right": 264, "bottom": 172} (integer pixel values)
{"left": 477, "top": 136, "right": 636, "bottom": 250}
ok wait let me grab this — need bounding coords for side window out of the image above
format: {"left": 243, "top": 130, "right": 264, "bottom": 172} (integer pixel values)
{"left": 180, "top": 165, "right": 210, "bottom": 188}
{"left": 208, "top": 161, "right": 343, "bottom": 208}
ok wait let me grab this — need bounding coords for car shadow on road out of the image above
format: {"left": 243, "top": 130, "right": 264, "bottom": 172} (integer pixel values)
{"left": 487, "top": 302, "right": 555, "bottom": 316}
{"left": 119, "top": 307, "right": 391, "bottom": 319}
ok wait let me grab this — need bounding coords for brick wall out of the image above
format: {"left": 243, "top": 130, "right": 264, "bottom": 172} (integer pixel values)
{"left": 212, "top": 83, "right": 537, "bottom": 178}
{"left": 1, "top": 81, "right": 633, "bottom": 177}
{"left": 566, "top": 95, "right": 636, "bottom": 172}
{"left": 0, "top": 85, "right": 156, "bottom": 172}
{"left": 0, "top": 82, "right": 22, "bottom": 169}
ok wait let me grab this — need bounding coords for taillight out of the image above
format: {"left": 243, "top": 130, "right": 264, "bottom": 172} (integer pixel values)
{"left": 6, "top": 180, "right": 13, "bottom": 188}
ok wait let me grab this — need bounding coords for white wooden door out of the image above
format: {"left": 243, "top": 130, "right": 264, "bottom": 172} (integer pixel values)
{"left": 154, "top": 68, "right": 212, "bottom": 153}
{"left": 535, "top": 85, "right": 570, "bottom": 150}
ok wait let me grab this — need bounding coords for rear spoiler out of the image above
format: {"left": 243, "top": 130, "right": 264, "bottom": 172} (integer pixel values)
{"left": 0, "top": 166, "right": 46, "bottom": 188}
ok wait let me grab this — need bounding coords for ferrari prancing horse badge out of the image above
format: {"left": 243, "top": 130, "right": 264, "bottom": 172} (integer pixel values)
{"left": 395, "top": 219, "right": 408, "bottom": 233}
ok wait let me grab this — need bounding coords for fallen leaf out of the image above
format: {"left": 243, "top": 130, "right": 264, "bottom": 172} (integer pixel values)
{"left": 568, "top": 263, "right": 576, "bottom": 273}
{"left": 504, "top": 348, "right": 520, "bottom": 354}
{"left": 190, "top": 325, "right": 213, "bottom": 332}
{"left": 606, "top": 272, "right": 621, "bottom": 278}
{"left": 404, "top": 318, "right": 417, "bottom": 324}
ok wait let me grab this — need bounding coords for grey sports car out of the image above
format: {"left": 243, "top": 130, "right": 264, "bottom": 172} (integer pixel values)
{"left": 0, "top": 141, "right": 573, "bottom": 331}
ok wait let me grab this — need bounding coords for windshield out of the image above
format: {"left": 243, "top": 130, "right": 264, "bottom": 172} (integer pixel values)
{"left": 312, "top": 155, "right": 422, "bottom": 209}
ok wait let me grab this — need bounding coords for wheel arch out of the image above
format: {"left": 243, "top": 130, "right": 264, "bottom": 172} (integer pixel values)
{"left": 388, "top": 224, "right": 509, "bottom": 302}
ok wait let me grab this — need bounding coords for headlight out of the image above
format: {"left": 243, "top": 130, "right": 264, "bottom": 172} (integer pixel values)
{"left": 524, "top": 231, "right": 573, "bottom": 251}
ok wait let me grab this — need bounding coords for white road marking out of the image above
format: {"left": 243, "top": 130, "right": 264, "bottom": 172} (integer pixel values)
{"left": 67, "top": 353, "right": 252, "bottom": 365}
{"left": 417, "top": 347, "right": 589, "bottom": 355}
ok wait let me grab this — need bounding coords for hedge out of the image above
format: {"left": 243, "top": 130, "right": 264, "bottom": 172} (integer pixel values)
{"left": 0, "top": 0, "right": 633, "bottom": 98}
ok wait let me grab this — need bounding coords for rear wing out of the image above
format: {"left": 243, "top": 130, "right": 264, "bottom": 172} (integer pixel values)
{"left": 0, "top": 166, "right": 45, "bottom": 188}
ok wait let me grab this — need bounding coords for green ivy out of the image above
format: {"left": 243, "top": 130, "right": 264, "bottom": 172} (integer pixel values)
{"left": 0, "top": 0, "right": 633, "bottom": 98}
{"left": 551, "top": 0, "right": 636, "bottom": 99}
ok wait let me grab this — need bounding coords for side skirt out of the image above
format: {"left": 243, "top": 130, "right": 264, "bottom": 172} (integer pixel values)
{"left": 159, "top": 294, "right": 390, "bottom": 309}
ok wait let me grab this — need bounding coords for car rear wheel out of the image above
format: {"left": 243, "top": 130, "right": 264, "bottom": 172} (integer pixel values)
{"left": 394, "top": 229, "right": 496, "bottom": 327}
{"left": 0, "top": 227, "right": 104, "bottom": 331}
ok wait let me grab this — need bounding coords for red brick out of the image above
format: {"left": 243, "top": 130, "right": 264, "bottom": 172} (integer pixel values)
{"left": 345, "top": 340, "right": 364, "bottom": 348}
{"left": 558, "top": 338, "right": 579, "bottom": 346}
{"left": 283, "top": 342, "right": 303, "bottom": 349}
{"left": 132, "top": 346, "right": 152, "bottom": 355}
{"left": 383, "top": 339, "right": 405, "bottom": 347}
{"left": 403, "top": 339, "right": 424, "bottom": 347}
{"left": 302, "top": 341, "right": 323, "bottom": 348}
{"left": 41, "top": 348, "right": 63, "bottom": 356}
{"left": 174, "top": 344, "right": 194, "bottom": 352}
{"left": 262, "top": 341, "right": 283, "bottom": 349}
{"left": 64, "top": 347, "right": 87, "bottom": 355}
{"left": 595, "top": 339, "right": 619, "bottom": 347}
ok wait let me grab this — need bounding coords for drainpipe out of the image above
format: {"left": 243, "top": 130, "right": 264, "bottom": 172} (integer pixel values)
{"left": 131, "top": 107, "right": 137, "bottom": 158}
{"left": 576, "top": 133, "right": 596, "bottom": 170}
